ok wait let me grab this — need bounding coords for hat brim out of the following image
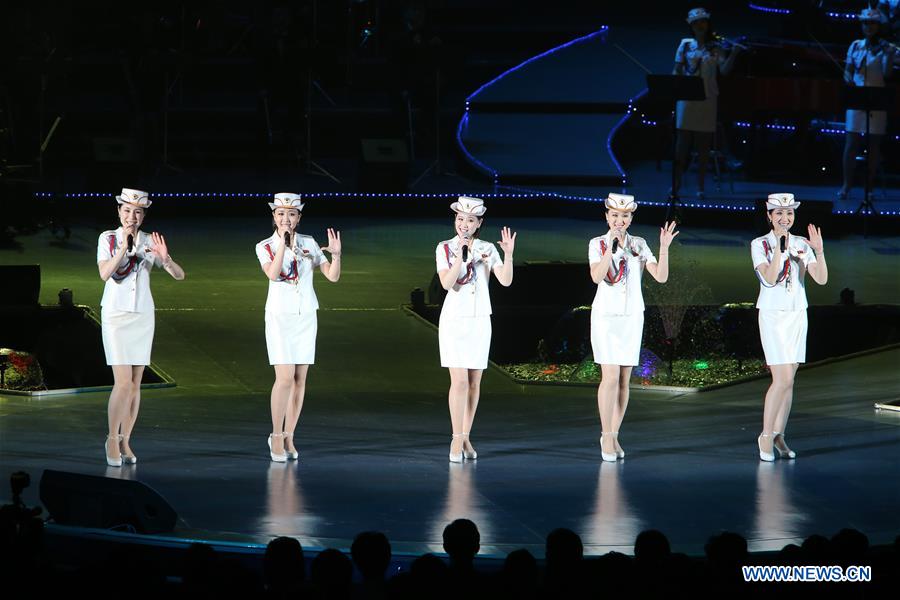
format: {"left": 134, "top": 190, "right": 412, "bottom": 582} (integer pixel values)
{"left": 604, "top": 200, "right": 637, "bottom": 211}
{"left": 765, "top": 202, "right": 801, "bottom": 210}
{"left": 450, "top": 202, "right": 486, "bottom": 216}
{"left": 687, "top": 14, "right": 710, "bottom": 24}
{"left": 269, "top": 203, "right": 304, "bottom": 211}
{"left": 116, "top": 196, "right": 152, "bottom": 208}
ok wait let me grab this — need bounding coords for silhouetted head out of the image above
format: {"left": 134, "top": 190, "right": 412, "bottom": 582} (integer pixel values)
{"left": 634, "top": 529, "right": 671, "bottom": 564}
{"left": 442, "top": 519, "right": 480, "bottom": 565}
{"left": 264, "top": 536, "right": 305, "bottom": 591}
{"left": 546, "top": 528, "right": 584, "bottom": 570}
{"left": 351, "top": 531, "right": 392, "bottom": 581}
{"left": 310, "top": 548, "right": 353, "bottom": 594}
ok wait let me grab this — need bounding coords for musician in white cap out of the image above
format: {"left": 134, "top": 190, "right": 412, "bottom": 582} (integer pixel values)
{"left": 255, "top": 193, "right": 342, "bottom": 462}
{"left": 96, "top": 188, "right": 185, "bottom": 467}
{"left": 671, "top": 7, "right": 740, "bottom": 200}
{"left": 588, "top": 194, "right": 678, "bottom": 462}
{"left": 435, "top": 196, "right": 516, "bottom": 462}
{"left": 750, "top": 193, "right": 828, "bottom": 462}
{"left": 838, "top": 8, "right": 898, "bottom": 201}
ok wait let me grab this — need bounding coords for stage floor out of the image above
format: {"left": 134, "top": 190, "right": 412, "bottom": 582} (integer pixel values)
{"left": 2, "top": 312, "right": 898, "bottom": 558}
{"left": 1, "top": 220, "right": 899, "bottom": 558}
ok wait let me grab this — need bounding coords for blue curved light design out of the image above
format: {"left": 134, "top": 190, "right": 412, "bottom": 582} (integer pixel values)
{"left": 748, "top": 2, "right": 791, "bottom": 15}
{"left": 607, "top": 89, "right": 648, "bottom": 185}
{"left": 465, "top": 27, "right": 610, "bottom": 103}
{"left": 749, "top": 2, "right": 858, "bottom": 20}
{"left": 457, "top": 26, "right": 611, "bottom": 187}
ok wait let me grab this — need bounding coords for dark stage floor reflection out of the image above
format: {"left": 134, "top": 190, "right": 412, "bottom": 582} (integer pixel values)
{"left": 2, "top": 346, "right": 899, "bottom": 558}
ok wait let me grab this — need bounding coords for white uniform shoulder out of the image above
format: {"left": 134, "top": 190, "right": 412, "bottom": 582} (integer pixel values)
{"left": 629, "top": 235, "right": 648, "bottom": 246}
{"left": 256, "top": 234, "right": 277, "bottom": 248}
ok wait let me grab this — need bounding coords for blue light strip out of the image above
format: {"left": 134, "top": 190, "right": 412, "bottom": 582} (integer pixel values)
{"left": 31, "top": 191, "right": 900, "bottom": 215}
{"left": 456, "top": 26, "right": 611, "bottom": 188}
{"left": 749, "top": 2, "right": 859, "bottom": 20}
{"left": 455, "top": 111, "right": 499, "bottom": 182}
{"left": 747, "top": 3, "right": 791, "bottom": 15}
{"left": 607, "top": 89, "right": 648, "bottom": 185}
{"left": 465, "top": 27, "right": 609, "bottom": 104}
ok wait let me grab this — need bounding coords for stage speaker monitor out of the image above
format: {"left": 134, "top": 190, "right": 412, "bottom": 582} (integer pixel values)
{"left": 358, "top": 138, "right": 409, "bottom": 193}
{"left": 40, "top": 469, "right": 177, "bottom": 534}
{"left": 0, "top": 265, "right": 40, "bottom": 306}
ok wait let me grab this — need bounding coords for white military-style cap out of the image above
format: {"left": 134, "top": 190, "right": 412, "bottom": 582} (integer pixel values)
{"left": 766, "top": 193, "right": 801, "bottom": 210}
{"left": 115, "top": 188, "right": 152, "bottom": 208}
{"left": 605, "top": 193, "right": 638, "bottom": 212}
{"left": 269, "top": 192, "right": 305, "bottom": 211}
{"left": 450, "top": 195, "right": 487, "bottom": 216}
{"left": 687, "top": 7, "right": 711, "bottom": 23}
{"left": 858, "top": 8, "right": 885, "bottom": 23}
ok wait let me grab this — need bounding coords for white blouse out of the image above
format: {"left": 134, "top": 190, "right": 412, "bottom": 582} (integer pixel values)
{"left": 846, "top": 38, "right": 896, "bottom": 88}
{"left": 435, "top": 237, "right": 503, "bottom": 318}
{"left": 255, "top": 232, "right": 327, "bottom": 314}
{"left": 674, "top": 38, "right": 727, "bottom": 99}
{"left": 751, "top": 231, "right": 817, "bottom": 311}
{"left": 589, "top": 232, "right": 657, "bottom": 316}
{"left": 96, "top": 227, "right": 160, "bottom": 313}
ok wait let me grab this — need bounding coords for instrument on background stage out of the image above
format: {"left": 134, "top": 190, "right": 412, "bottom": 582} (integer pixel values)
{"left": 713, "top": 34, "right": 750, "bottom": 51}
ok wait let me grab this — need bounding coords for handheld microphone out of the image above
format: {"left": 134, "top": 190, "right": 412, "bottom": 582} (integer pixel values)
{"left": 780, "top": 235, "right": 786, "bottom": 253}
{"left": 127, "top": 234, "right": 134, "bottom": 253}
{"left": 611, "top": 238, "right": 619, "bottom": 254}
{"left": 284, "top": 231, "right": 291, "bottom": 249}
{"left": 461, "top": 234, "right": 470, "bottom": 262}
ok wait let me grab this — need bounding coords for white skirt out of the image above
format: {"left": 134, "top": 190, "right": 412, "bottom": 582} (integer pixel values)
{"left": 591, "top": 311, "right": 644, "bottom": 366}
{"left": 101, "top": 308, "right": 155, "bottom": 366}
{"left": 759, "top": 309, "right": 807, "bottom": 366}
{"left": 439, "top": 313, "right": 491, "bottom": 370}
{"left": 846, "top": 109, "right": 887, "bottom": 135}
{"left": 676, "top": 96, "right": 717, "bottom": 133}
{"left": 266, "top": 310, "right": 317, "bottom": 365}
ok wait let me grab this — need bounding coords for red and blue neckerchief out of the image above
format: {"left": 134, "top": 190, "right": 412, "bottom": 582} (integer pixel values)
{"left": 756, "top": 238, "right": 791, "bottom": 288}
{"left": 108, "top": 233, "right": 139, "bottom": 282}
{"left": 265, "top": 239, "right": 299, "bottom": 283}
{"left": 598, "top": 237, "right": 636, "bottom": 285}
{"left": 444, "top": 242, "right": 476, "bottom": 285}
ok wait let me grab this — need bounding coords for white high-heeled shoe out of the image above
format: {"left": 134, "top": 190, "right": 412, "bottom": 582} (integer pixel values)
{"left": 106, "top": 434, "right": 122, "bottom": 467}
{"left": 600, "top": 432, "right": 618, "bottom": 462}
{"left": 758, "top": 433, "right": 775, "bottom": 462}
{"left": 283, "top": 432, "right": 299, "bottom": 460}
{"left": 461, "top": 432, "right": 477, "bottom": 460}
{"left": 612, "top": 432, "right": 625, "bottom": 459}
{"left": 120, "top": 435, "right": 137, "bottom": 464}
{"left": 449, "top": 433, "right": 464, "bottom": 463}
{"left": 268, "top": 433, "right": 287, "bottom": 463}
{"left": 773, "top": 432, "right": 796, "bottom": 459}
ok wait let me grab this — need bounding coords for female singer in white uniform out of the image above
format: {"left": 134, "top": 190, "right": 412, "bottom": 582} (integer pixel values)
{"left": 256, "top": 193, "right": 341, "bottom": 462}
{"left": 671, "top": 7, "right": 740, "bottom": 200}
{"left": 589, "top": 194, "right": 678, "bottom": 462}
{"left": 751, "top": 193, "right": 828, "bottom": 461}
{"left": 97, "top": 188, "right": 185, "bottom": 467}
{"left": 838, "top": 8, "right": 898, "bottom": 200}
{"left": 436, "top": 196, "right": 515, "bottom": 463}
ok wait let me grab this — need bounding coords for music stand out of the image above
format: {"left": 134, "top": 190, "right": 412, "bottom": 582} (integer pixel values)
{"left": 842, "top": 85, "right": 895, "bottom": 216}
{"left": 646, "top": 74, "right": 706, "bottom": 221}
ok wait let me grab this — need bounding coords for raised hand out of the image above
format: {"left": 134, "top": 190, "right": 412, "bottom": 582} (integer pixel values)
{"left": 659, "top": 220, "right": 680, "bottom": 249}
{"left": 807, "top": 223, "right": 824, "bottom": 254}
{"left": 497, "top": 226, "right": 516, "bottom": 255}
{"left": 321, "top": 228, "right": 341, "bottom": 257}
{"left": 148, "top": 231, "right": 170, "bottom": 263}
